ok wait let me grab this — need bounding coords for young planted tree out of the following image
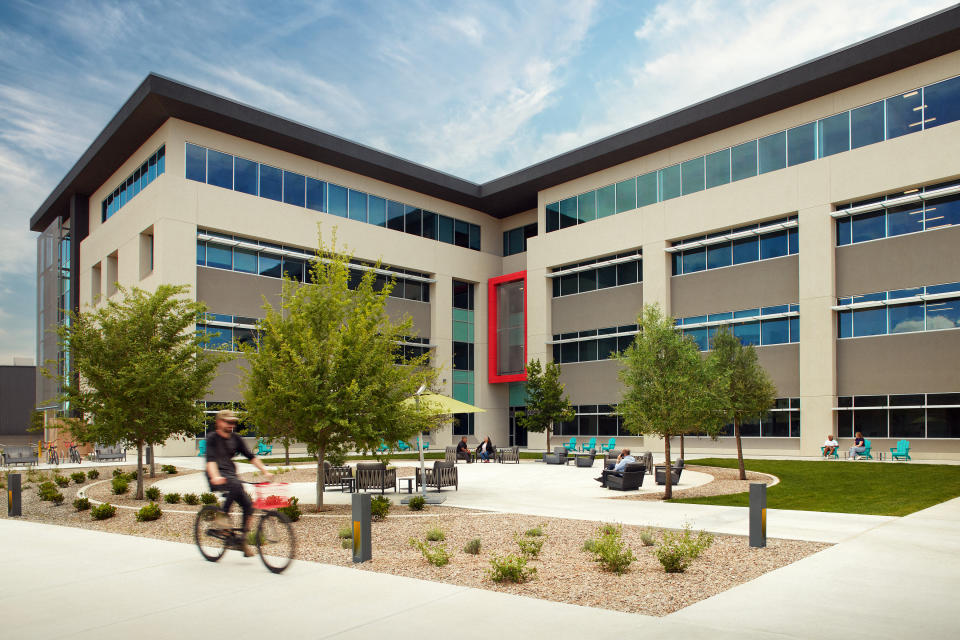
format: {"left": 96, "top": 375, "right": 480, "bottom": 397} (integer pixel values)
{"left": 708, "top": 326, "right": 777, "bottom": 480}
{"left": 616, "top": 304, "right": 725, "bottom": 499}
{"left": 516, "top": 358, "right": 575, "bottom": 453}
{"left": 241, "top": 235, "right": 435, "bottom": 511}
{"left": 49, "top": 285, "right": 224, "bottom": 499}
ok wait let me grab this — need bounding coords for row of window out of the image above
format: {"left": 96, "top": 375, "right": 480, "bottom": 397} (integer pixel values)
{"left": 452, "top": 280, "right": 476, "bottom": 408}
{"left": 551, "top": 324, "right": 639, "bottom": 364}
{"left": 678, "top": 305, "right": 800, "bottom": 351}
{"left": 670, "top": 217, "right": 798, "bottom": 276}
{"left": 185, "top": 143, "right": 482, "bottom": 251}
{"left": 836, "top": 394, "right": 960, "bottom": 439}
{"left": 835, "top": 181, "right": 960, "bottom": 246}
{"left": 101, "top": 146, "right": 166, "bottom": 222}
{"left": 836, "top": 282, "right": 960, "bottom": 338}
{"left": 503, "top": 223, "right": 538, "bottom": 256}
{"left": 546, "top": 74, "right": 960, "bottom": 233}
{"left": 551, "top": 251, "right": 642, "bottom": 297}
{"left": 696, "top": 398, "right": 802, "bottom": 439}
{"left": 196, "top": 231, "right": 432, "bottom": 302}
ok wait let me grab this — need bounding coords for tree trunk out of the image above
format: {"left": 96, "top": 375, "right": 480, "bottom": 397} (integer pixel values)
{"left": 149, "top": 443, "right": 155, "bottom": 478}
{"left": 680, "top": 434, "right": 685, "bottom": 461}
{"left": 546, "top": 423, "right": 551, "bottom": 454}
{"left": 663, "top": 437, "right": 673, "bottom": 500}
{"left": 315, "top": 444, "right": 325, "bottom": 512}
{"left": 136, "top": 440, "right": 144, "bottom": 500}
{"left": 735, "top": 418, "right": 746, "bottom": 480}
{"left": 284, "top": 443, "right": 290, "bottom": 466}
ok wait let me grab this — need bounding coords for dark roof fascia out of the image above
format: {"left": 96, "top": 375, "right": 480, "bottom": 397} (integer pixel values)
{"left": 30, "top": 6, "right": 960, "bottom": 230}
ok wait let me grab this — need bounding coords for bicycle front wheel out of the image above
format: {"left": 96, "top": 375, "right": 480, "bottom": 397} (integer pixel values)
{"left": 195, "top": 505, "right": 229, "bottom": 562}
{"left": 257, "top": 511, "right": 295, "bottom": 574}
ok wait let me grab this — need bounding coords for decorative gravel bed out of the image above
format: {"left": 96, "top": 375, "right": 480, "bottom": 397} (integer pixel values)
{"left": 3, "top": 464, "right": 828, "bottom": 616}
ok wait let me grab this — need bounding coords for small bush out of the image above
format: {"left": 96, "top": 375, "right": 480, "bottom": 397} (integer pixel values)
{"left": 524, "top": 524, "right": 545, "bottom": 537}
{"left": 54, "top": 475, "right": 70, "bottom": 488}
{"left": 340, "top": 538, "right": 353, "bottom": 549}
{"left": 515, "top": 533, "right": 545, "bottom": 558}
{"left": 164, "top": 492, "right": 181, "bottom": 504}
{"left": 161, "top": 464, "right": 178, "bottom": 474}
{"left": 488, "top": 553, "right": 536, "bottom": 584}
{"left": 112, "top": 468, "right": 126, "bottom": 478}
{"left": 111, "top": 477, "right": 129, "bottom": 495}
{"left": 409, "top": 538, "right": 450, "bottom": 567}
{"left": 71, "top": 472, "right": 86, "bottom": 485}
{"left": 136, "top": 502, "right": 163, "bottom": 522}
{"left": 145, "top": 487, "right": 161, "bottom": 501}
{"left": 598, "top": 523, "right": 618, "bottom": 536}
{"left": 126, "top": 471, "right": 138, "bottom": 482}
{"left": 183, "top": 493, "right": 199, "bottom": 505}
{"left": 425, "top": 526, "right": 445, "bottom": 542}
{"left": 87, "top": 469, "right": 99, "bottom": 480}
{"left": 91, "top": 503, "right": 117, "bottom": 520}
{"left": 463, "top": 538, "right": 482, "bottom": 555}
{"left": 408, "top": 495, "right": 426, "bottom": 511}
{"left": 337, "top": 526, "right": 353, "bottom": 539}
{"left": 584, "top": 524, "right": 635, "bottom": 574}
{"left": 200, "top": 492, "right": 218, "bottom": 505}
{"left": 37, "top": 481, "right": 59, "bottom": 501}
{"left": 581, "top": 538, "right": 598, "bottom": 553}
{"left": 277, "top": 496, "right": 301, "bottom": 522}
{"left": 654, "top": 525, "right": 715, "bottom": 573}
{"left": 73, "top": 497, "right": 91, "bottom": 511}
{"left": 640, "top": 528, "right": 657, "bottom": 547}
{"left": 370, "top": 495, "right": 390, "bottom": 521}
{"left": 50, "top": 491, "right": 65, "bottom": 505}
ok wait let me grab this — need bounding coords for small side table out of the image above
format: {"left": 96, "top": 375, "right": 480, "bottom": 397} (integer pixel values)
{"left": 397, "top": 477, "right": 414, "bottom": 494}
{"left": 340, "top": 477, "right": 356, "bottom": 493}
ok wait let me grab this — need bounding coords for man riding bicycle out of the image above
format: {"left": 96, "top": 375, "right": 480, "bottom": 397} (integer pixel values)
{"left": 205, "top": 409, "right": 272, "bottom": 556}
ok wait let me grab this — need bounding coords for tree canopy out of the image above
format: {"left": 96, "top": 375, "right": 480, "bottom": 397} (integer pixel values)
{"left": 516, "top": 358, "right": 575, "bottom": 453}
{"left": 50, "top": 284, "right": 223, "bottom": 498}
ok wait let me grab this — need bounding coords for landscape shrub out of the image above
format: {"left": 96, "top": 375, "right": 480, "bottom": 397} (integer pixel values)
{"left": 584, "top": 524, "right": 635, "bottom": 574}
{"left": 581, "top": 538, "right": 598, "bottom": 553}
{"left": 164, "top": 492, "right": 181, "bottom": 504}
{"left": 370, "top": 495, "right": 390, "bottom": 521}
{"left": 337, "top": 526, "right": 353, "bottom": 539}
{"left": 640, "top": 528, "right": 657, "bottom": 546}
{"left": 183, "top": 493, "right": 199, "bottom": 505}
{"left": 112, "top": 468, "right": 126, "bottom": 478}
{"left": 37, "top": 481, "right": 59, "bottom": 501}
{"left": 145, "top": 487, "right": 161, "bottom": 501}
{"left": 515, "top": 533, "right": 545, "bottom": 558}
{"left": 487, "top": 553, "right": 536, "bottom": 583}
{"left": 54, "top": 475, "right": 70, "bottom": 488}
{"left": 136, "top": 502, "right": 163, "bottom": 522}
{"left": 463, "top": 538, "right": 482, "bottom": 555}
{"left": 425, "top": 526, "right": 445, "bottom": 542}
{"left": 524, "top": 524, "right": 545, "bottom": 537}
{"left": 200, "top": 492, "right": 218, "bottom": 505}
{"left": 86, "top": 469, "right": 99, "bottom": 480}
{"left": 91, "top": 503, "right": 117, "bottom": 520}
{"left": 73, "top": 497, "right": 91, "bottom": 511}
{"left": 71, "top": 472, "right": 86, "bottom": 485}
{"left": 50, "top": 491, "right": 65, "bottom": 505}
{"left": 111, "top": 477, "right": 129, "bottom": 495}
{"left": 653, "top": 525, "right": 715, "bottom": 573}
{"left": 125, "top": 471, "right": 138, "bottom": 482}
{"left": 409, "top": 538, "right": 450, "bottom": 567}
{"left": 277, "top": 496, "right": 301, "bottom": 522}
{"left": 408, "top": 495, "right": 426, "bottom": 511}
{"left": 161, "top": 464, "right": 178, "bottom": 474}
{"left": 340, "top": 538, "right": 352, "bottom": 549}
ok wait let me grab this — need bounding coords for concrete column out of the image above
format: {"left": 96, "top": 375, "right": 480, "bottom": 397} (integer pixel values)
{"left": 641, "top": 238, "right": 670, "bottom": 317}
{"left": 431, "top": 276, "right": 453, "bottom": 446}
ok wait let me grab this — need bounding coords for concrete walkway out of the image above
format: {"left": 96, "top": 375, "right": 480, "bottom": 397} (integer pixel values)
{"left": 2, "top": 497, "right": 959, "bottom": 639}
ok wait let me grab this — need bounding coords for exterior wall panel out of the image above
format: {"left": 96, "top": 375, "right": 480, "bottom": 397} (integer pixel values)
{"left": 551, "top": 283, "right": 643, "bottom": 333}
{"left": 837, "top": 332, "right": 960, "bottom": 395}
{"left": 671, "top": 256, "right": 799, "bottom": 318}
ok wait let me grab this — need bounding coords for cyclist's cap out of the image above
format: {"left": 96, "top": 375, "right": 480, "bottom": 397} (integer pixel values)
{"left": 215, "top": 409, "right": 239, "bottom": 423}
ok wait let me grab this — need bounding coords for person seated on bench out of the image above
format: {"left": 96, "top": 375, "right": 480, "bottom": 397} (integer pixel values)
{"left": 849, "top": 431, "right": 866, "bottom": 460}
{"left": 595, "top": 448, "right": 634, "bottom": 486}
{"left": 456, "top": 436, "right": 473, "bottom": 463}
{"left": 476, "top": 436, "right": 495, "bottom": 463}
{"left": 823, "top": 434, "right": 839, "bottom": 457}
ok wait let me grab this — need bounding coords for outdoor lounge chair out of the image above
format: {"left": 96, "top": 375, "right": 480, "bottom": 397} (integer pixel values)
{"left": 256, "top": 439, "right": 273, "bottom": 456}
{"left": 600, "top": 437, "right": 616, "bottom": 452}
{"left": 95, "top": 444, "right": 127, "bottom": 462}
{"left": 851, "top": 440, "right": 873, "bottom": 460}
{"left": 416, "top": 460, "right": 458, "bottom": 492}
{"left": 323, "top": 460, "right": 353, "bottom": 487}
{"left": 1, "top": 445, "right": 38, "bottom": 466}
{"left": 497, "top": 446, "right": 520, "bottom": 463}
{"left": 580, "top": 437, "right": 597, "bottom": 452}
{"left": 444, "top": 446, "right": 457, "bottom": 463}
{"left": 397, "top": 440, "right": 412, "bottom": 452}
{"left": 355, "top": 462, "right": 397, "bottom": 493}
{"left": 543, "top": 446, "right": 568, "bottom": 465}
{"left": 890, "top": 439, "right": 912, "bottom": 461}
{"left": 655, "top": 459, "right": 684, "bottom": 485}
{"left": 575, "top": 450, "right": 596, "bottom": 467}
{"left": 562, "top": 438, "right": 577, "bottom": 452}
{"left": 821, "top": 445, "right": 839, "bottom": 459}
{"left": 606, "top": 463, "right": 646, "bottom": 490}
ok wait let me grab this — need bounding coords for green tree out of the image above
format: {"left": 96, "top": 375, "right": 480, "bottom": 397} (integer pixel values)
{"left": 707, "top": 326, "right": 777, "bottom": 480}
{"left": 616, "top": 304, "right": 725, "bottom": 499}
{"left": 241, "top": 235, "right": 435, "bottom": 511}
{"left": 516, "top": 359, "right": 575, "bottom": 453}
{"left": 48, "top": 285, "right": 224, "bottom": 499}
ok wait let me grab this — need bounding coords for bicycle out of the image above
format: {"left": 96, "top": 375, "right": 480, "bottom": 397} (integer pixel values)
{"left": 44, "top": 441, "right": 59, "bottom": 466}
{"left": 194, "top": 481, "right": 296, "bottom": 574}
{"left": 65, "top": 442, "right": 82, "bottom": 465}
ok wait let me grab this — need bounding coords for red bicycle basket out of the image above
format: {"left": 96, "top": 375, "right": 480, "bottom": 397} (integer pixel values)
{"left": 253, "top": 482, "right": 290, "bottom": 509}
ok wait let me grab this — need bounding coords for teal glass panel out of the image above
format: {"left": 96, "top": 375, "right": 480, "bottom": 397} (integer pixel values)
{"left": 886, "top": 90, "right": 923, "bottom": 138}
{"left": 705, "top": 149, "right": 730, "bottom": 189}
{"left": 659, "top": 165, "right": 681, "bottom": 200}
{"left": 787, "top": 123, "right": 816, "bottom": 166}
{"left": 368, "top": 196, "right": 386, "bottom": 226}
{"left": 819, "top": 112, "right": 850, "bottom": 157}
{"left": 438, "top": 215, "right": 454, "bottom": 243}
{"left": 387, "top": 200, "right": 404, "bottom": 231}
{"left": 681, "top": 157, "right": 705, "bottom": 195}
{"left": 731, "top": 140, "right": 758, "bottom": 181}
{"left": 758, "top": 132, "right": 786, "bottom": 174}
{"left": 306, "top": 178, "right": 324, "bottom": 212}
{"left": 615, "top": 178, "right": 636, "bottom": 213}
{"left": 578, "top": 192, "right": 597, "bottom": 222}
{"left": 637, "top": 172, "right": 657, "bottom": 206}
{"left": 596, "top": 185, "right": 615, "bottom": 218}
{"left": 348, "top": 190, "right": 367, "bottom": 222}
{"left": 559, "top": 197, "right": 578, "bottom": 228}
{"left": 924, "top": 76, "right": 960, "bottom": 129}
{"left": 508, "top": 382, "right": 527, "bottom": 407}
{"left": 233, "top": 248, "right": 257, "bottom": 274}
{"left": 282, "top": 171, "right": 305, "bottom": 206}
{"left": 327, "top": 184, "right": 348, "bottom": 217}
{"left": 546, "top": 202, "right": 560, "bottom": 232}
{"left": 851, "top": 101, "right": 885, "bottom": 149}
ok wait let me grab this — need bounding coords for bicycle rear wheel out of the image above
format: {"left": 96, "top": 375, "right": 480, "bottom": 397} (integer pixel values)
{"left": 257, "top": 511, "right": 295, "bottom": 574}
{"left": 195, "top": 505, "right": 231, "bottom": 562}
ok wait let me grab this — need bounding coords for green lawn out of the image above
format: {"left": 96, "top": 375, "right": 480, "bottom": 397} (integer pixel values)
{"left": 672, "top": 458, "right": 960, "bottom": 516}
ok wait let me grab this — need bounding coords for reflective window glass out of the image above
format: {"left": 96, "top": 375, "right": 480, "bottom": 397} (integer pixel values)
{"left": 851, "top": 210, "right": 886, "bottom": 242}
{"left": 855, "top": 409, "right": 888, "bottom": 438}
{"left": 705, "top": 149, "right": 730, "bottom": 189}
{"left": 733, "top": 321, "right": 760, "bottom": 346}
{"left": 758, "top": 132, "right": 786, "bottom": 174}
{"left": 367, "top": 195, "right": 386, "bottom": 227}
{"left": 196, "top": 242, "right": 206, "bottom": 265}
{"left": 233, "top": 248, "right": 257, "bottom": 274}
{"left": 888, "top": 409, "right": 924, "bottom": 438}
{"left": 259, "top": 165, "right": 282, "bottom": 202}
{"left": 886, "top": 90, "right": 923, "bottom": 139}
{"left": 207, "top": 150, "right": 234, "bottom": 189}
{"left": 281, "top": 256, "right": 304, "bottom": 282}
{"left": 423, "top": 211, "right": 438, "bottom": 239}
{"left": 853, "top": 307, "right": 886, "bottom": 336}
{"left": 578, "top": 192, "right": 596, "bottom": 222}
{"left": 766, "top": 412, "right": 790, "bottom": 437}
{"left": 788, "top": 228, "right": 798, "bottom": 254}
{"left": 455, "top": 220, "right": 470, "bottom": 247}
{"left": 761, "top": 317, "right": 789, "bottom": 344}
{"left": 731, "top": 140, "right": 758, "bottom": 181}
{"left": 927, "top": 408, "right": 960, "bottom": 438}
{"left": 258, "top": 254, "right": 282, "bottom": 278}
{"left": 559, "top": 273, "right": 578, "bottom": 296}
{"left": 559, "top": 197, "right": 578, "bottom": 228}
{"left": 732, "top": 235, "right": 759, "bottom": 264}
{"left": 924, "top": 194, "right": 960, "bottom": 229}
{"left": 886, "top": 204, "right": 923, "bottom": 237}
{"left": 469, "top": 224, "right": 481, "bottom": 251}
{"left": 185, "top": 143, "right": 206, "bottom": 182}
{"left": 659, "top": 165, "right": 681, "bottom": 200}
{"left": 306, "top": 178, "right": 325, "bottom": 212}
{"left": 546, "top": 202, "right": 560, "bottom": 232}
{"left": 597, "top": 264, "right": 616, "bottom": 288}
{"left": 234, "top": 157, "right": 258, "bottom": 195}
{"left": 740, "top": 417, "right": 761, "bottom": 437}
{"left": 887, "top": 302, "right": 924, "bottom": 334}
{"left": 924, "top": 76, "right": 960, "bottom": 129}
{"left": 760, "top": 230, "right": 788, "bottom": 259}
{"left": 686, "top": 328, "right": 708, "bottom": 351}
{"left": 926, "top": 299, "right": 960, "bottom": 330}
{"left": 597, "top": 336, "right": 618, "bottom": 360}
{"left": 615, "top": 179, "right": 636, "bottom": 213}
{"left": 819, "top": 112, "right": 850, "bottom": 157}
{"left": 787, "top": 122, "right": 816, "bottom": 166}
{"left": 789, "top": 316, "right": 799, "bottom": 342}
{"left": 851, "top": 101, "right": 885, "bottom": 149}
{"left": 404, "top": 205, "right": 421, "bottom": 235}
{"left": 579, "top": 340, "right": 598, "bottom": 362}
{"left": 637, "top": 172, "right": 657, "bottom": 207}
{"left": 560, "top": 342, "right": 578, "bottom": 364}
{"left": 929, "top": 393, "right": 960, "bottom": 405}
{"left": 707, "top": 242, "right": 732, "bottom": 269}
{"left": 617, "top": 260, "right": 638, "bottom": 285}
{"left": 681, "top": 157, "right": 705, "bottom": 195}
{"left": 438, "top": 215, "right": 454, "bottom": 243}
{"left": 579, "top": 269, "right": 597, "bottom": 293}
{"left": 838, "top": 311, "right": 852, "bottom": 338}
{"left": 682, "top": 247, "right": 706, "bottom": 274}
{"left": 596, "top": 185, "right": 616, "bottom": 218}
{"left": 836, "top": 217, "right": 852, "bottom": 246}
{"left": 283, "top": 172, "right": 305, "bottom": 207}
{"left": 387, "top": 200, "right": 404, "bottom": 231}
{"left": 206, "top": 244, "right": 232, "bottom": 270}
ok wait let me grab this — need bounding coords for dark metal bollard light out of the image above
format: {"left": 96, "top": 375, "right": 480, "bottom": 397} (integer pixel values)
{"left": 749, "top": 482, "right": 766, "bottom": 548}
{"left": 351, "top": 492, "right": 371, "bottom": 563}
{"left": 7, "top": 473, "right": 22, "bottom": 517}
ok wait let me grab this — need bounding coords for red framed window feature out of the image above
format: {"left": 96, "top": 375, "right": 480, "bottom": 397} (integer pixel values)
{"left": 488, "top": 271, "right": 527, "bottom": 383}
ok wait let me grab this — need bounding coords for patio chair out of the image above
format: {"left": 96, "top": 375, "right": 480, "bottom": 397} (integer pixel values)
{"left": 562, "top": 438, "right": 577, "bottom": 452}
{"left": 890, "top": 440, "right": 911, "bottom": 461}
{"left": 397, "top": 440, "right": 412, "bottom": 452}
{"left": 197, "top": 439, "right": 207, "bottom": 457}
{"left": 821, "top": 445, "right": 839, "bottom": 459}
{"left": 852, "top": 440, "right": 873, "bottom": 460}
{"left": 420, "top": 441, "right": 430, "bottom": 452}
{"left": 444, "top": 446, "right": 457, "bottom": 464}
{"left": 580, "top": 437, "right": 597, "bottom": 452}
{"left": 416, "top": 460, "right": 458, "bottom": 492}
{"left": 497, "top": 446, "right": 520, "bottom": 464}
{"left": 575, "top": 450, "right": 596, "bottom": 467}
{"left": 655, "top": 459, "right": 684, "bottom": 486}
{"left": 543, "top": 446, "right": 568, "bottom": 465}
{"left": 256, "top": 439, "right": 273, "bottom": 456}
{"left": 600, "top": 437, "right": 616, "bottom": 453}
{"left": 355, "top": 462, "right": 397, "bottom": 494}
{"left": 323, "top": 460, "right": 353, "bottom": 487}
{"left": 605, "top": 463, "right": 646, "bottom": 491}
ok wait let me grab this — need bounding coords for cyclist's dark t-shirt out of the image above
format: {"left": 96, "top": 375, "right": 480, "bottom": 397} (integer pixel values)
{"left": 205, "top": 432, "right": 254, "bottom": 480}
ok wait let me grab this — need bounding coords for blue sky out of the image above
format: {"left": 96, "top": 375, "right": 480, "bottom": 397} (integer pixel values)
{"left": 0, "top": 0, "right": 953, "bottom": 362}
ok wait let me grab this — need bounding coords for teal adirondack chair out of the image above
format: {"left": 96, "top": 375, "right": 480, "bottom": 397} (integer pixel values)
{"left": 562, "top": 437, "right": 577, "bottom": 452}
{"left": 421, "top": 441, "right": 430, "bottom": 452}
{"left": 256, "top": 439, "right": 273, "bottom": 456}
{"left": 197, "top": 439, "right": 207, "bottom": 457}
{"left": 821, "top": 445, "right": 839, "bottom": 459}
{"left": 853, "top": 439, "right": 873, "bottom": 460}
{"left": 376, "top": 441, "right": 391, "bottom": 454}
{"left": 581, "top": 437, "right": 597, "bottom": 452}
{"left": 397, "top": 440, "right": 412, "bottom": 452}
{"left": 600, "top": 437, "right": 616, "bottom": 452}
{"left": 890, "top": 439, "right": 912, "bottom": 461}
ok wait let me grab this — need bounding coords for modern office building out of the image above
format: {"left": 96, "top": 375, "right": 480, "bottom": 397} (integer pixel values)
{"left": 30, "top": 9, "right": 960, "bottom": 458}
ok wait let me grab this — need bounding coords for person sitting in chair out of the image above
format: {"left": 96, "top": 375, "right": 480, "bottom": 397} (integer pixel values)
{"left": 849, "top": 431, "right": 866, "bottom": 460}
{"left": 456, "top": 436, "right": 473, "bottom": 463}
{"left": 476, "top": 436, "right": 495, "bottom": 462}
{"left": 823, "top": 434, "right": 839, "bottom": 457}
{"left": 595, "top": 448, "right": 635, "bottom": 486}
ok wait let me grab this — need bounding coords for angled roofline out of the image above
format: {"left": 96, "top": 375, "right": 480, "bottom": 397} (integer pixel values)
{"left": 30, "top": 5, "right": 960, "bottom": 232}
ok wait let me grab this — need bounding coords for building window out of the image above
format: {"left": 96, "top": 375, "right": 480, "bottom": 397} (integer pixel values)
{"left": 551, "top": 324, "right": 638, "bottom": 364}
{"left": 835, "top": 282, "right": 960, "bottom": 339}
{"left": 677, "top": 305, "right": 800, "bottom": 351}
{"left": 488, "top": 272, "right": 526, "bottom": 383}
{"left": 550, "top": 250, "right": 641, "bottom": 297}
{"left": 670, "top": 217, "right": 797, "bottom": 276}
{"left": 451, "top": 279, "right": 475, "bottom": 407}
{"left": 836, "top": 394, "right": 960, "bottom": 439}
{"left": 835, "top": 179, "right": 960, "bottom": 246}
{"left": 102, "top": 145, "right": 165, "bottom": 222}
{"left": 502, "top": 223, "right": 537, "bottom": 256}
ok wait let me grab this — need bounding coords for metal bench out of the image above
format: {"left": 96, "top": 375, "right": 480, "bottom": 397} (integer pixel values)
{"left": 94, "top": 445, "right": 127, "bottom": 462}
{"left": 1, "top": 445, "right": 39, "bottom": 467}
